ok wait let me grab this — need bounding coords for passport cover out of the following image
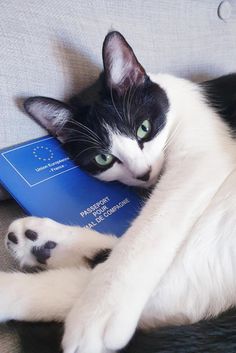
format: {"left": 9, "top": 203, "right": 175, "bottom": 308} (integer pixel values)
{"left": 0, "top": 136, "right": 142, "bottom": 237}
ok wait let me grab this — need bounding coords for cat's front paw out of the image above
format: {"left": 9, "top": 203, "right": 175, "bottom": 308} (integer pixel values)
{"left": 6, "top": 217, "right": 60, "bottom": 268}
{"left": 63, "top": 263, "right": 140, "bottom": 353}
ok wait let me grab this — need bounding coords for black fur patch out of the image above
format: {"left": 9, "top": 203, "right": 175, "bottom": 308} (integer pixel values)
{"left": 85, "top": 248, "right": 112, "bottom": 269}
{"left": 8, "top": 321, "right": 63, "bottom": 353}
{"left": 122, "top": 309, "right": 236, "bottom": 353}
{"left": 7, "top": 308, "right": 236, "bottom": 353}
{"left": 201, "top": 73, "right": 236, "bottom": 135}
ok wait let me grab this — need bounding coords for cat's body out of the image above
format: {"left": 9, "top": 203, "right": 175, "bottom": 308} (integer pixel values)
{"left": 2, "top": 32, "right": 236, "bottom": 353}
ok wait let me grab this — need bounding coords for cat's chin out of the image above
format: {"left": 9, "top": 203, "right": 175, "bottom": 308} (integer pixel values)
{"left": 143, "top": 175, "right": 159, "bottom": 188}
{"left": 124, "top": 175, "right": 159, "bottom": 188}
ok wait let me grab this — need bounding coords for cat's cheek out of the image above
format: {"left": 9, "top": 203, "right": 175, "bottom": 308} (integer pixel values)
{"left": 95, "top": 163, "right": 121, "bottom": 182}
{"left": 150, "top": 153, "right": 165, "bottom": 183}
{"left": 95, "top": 163, "right": 138, "bottom": 186}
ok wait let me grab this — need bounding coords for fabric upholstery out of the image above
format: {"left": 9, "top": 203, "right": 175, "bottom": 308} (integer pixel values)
{"left": 0, "top": 187, "right": 9, "bottom": 201}
{"left": 0, "top": 200, "right": 22, "bottom": 353}
{"left": 0, "top": 0, "right": 236, "bottom": 150}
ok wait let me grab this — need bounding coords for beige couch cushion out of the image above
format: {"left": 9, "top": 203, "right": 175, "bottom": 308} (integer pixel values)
{"left": 1, "top": 0, "right": 236, "bottom": 150}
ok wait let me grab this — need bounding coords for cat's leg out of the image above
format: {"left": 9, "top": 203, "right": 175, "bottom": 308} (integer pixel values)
{"left": 6, "top": 217, "right": 118, "bottom": 269}
{"left": 62, "top": 159, "right": 234, "bottom": 353}
{"left": 0, "top": 267, "right": 91, "bottom": 322}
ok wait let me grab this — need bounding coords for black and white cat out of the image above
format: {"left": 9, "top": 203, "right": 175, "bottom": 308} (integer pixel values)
{"left": 2, "top": 32, "right": 236, "bottom": 353}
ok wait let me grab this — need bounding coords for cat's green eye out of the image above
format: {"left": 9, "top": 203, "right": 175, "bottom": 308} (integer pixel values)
{"left": 137, "top": 120, "right": 151, "bottom": 140}
{"left": 94, "top": 153, "right": 114, "bottom": 167}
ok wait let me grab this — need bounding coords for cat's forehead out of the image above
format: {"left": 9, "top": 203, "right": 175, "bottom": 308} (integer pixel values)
{"left": 91, "top": 101, "right": 136, "bottom": 138}
{"left": 82, "top": 79, "right": 166, "bottom": 139}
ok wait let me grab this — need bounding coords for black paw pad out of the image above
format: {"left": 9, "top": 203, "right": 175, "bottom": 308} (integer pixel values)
{"left": 31, "top": 246, "right": 51, "bottom": 265}
{"left": 25, "top": 230, "right": 38, "bottom": 241}
{"left": 31, "top": 241, "right": 57, "bottom": 265}
{"left": 7, "top": 232, "right": 18, "bottom": 244}
{"left": 44, "top": 241, "right": 57, "bottom": 249}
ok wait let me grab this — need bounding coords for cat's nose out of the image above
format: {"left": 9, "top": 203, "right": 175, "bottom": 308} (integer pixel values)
{"left": 136, "top": 169, "right": 151, "bottom": 182}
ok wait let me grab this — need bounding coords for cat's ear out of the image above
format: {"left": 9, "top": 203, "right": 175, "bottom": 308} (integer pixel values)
{"left": 24, "top": 97, "right": 72, "bottom": 141}
{"left": 102, "top": 31, "right": 147, "bottom": 94}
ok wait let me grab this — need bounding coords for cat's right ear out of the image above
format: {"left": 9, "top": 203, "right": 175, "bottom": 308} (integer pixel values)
{"left": 102, "top": 31, "right": 147, "bottom": 95}
{"left": 24, "top": 97, "right": 72, "bottom": 141}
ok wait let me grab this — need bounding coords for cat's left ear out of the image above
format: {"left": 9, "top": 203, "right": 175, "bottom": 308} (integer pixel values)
{"left": 24, "top": 97, "right": 72, "bottom": 142}
{"left": 102, "top": 31, "right": 147, "bottom": 95}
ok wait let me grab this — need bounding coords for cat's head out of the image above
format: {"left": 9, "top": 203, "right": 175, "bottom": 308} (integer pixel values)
{"left": 24, "top": 32, "right": 169, "bottom": 187}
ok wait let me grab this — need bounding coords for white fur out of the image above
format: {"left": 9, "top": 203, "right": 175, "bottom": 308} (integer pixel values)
{"left": 0, "top": 268, "right": 89, "bottom": 322}
{"left": 6, "top": 217, "right": 118, "bottom": 269}
{"left": 97, "top": 120, "right": 170, "bottom": 187}
{"left": 1, "top": 74, "right": 236, "bottom": 353}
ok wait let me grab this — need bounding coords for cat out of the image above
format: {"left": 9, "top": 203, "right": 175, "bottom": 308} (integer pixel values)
{"left": 1, "top": 31, "right": 236, "bottom": 353}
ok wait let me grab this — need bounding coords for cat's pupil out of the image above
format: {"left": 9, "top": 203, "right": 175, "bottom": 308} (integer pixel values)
{"left": 101, "top": 154, "right": 107, "bottom": 161}
{"left": 142, "top": 124, "right": 148, "bottom": 132}
{"left": 137, "top": 120, "right": 151, "bottom": 140}
{"left": 94, "top": 153, "right": 114, "bottom": 167}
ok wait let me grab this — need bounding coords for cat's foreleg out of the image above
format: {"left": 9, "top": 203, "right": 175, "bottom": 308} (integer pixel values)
{"left": 63, "top": 157, "right": 233, "bottom": 353}
{"left": 6, "top": 217, "right": 118, "bottom": 269}
{"left": 0, "top": 267, "right": 91, "bottom": 322}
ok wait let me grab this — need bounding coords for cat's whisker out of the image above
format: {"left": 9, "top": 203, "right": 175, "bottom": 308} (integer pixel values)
{"left": 163, "top": 121, "right": 182, "bottom": 152}
{"left": 72, "top": 146, "right": 98, "bottom": 161}
{"left": 64, "top": 129, "right": 100, "bottom": 145}
{"left": 94, "top": 110, "right": 108, "bottom": 133}
{"left": 122, "top": 86, "right": 129, "bottom": 124}
{"left": 163, "top": 127, "right": 180, "bottom": 153}
{"left": 64, "top": 138, "right": 100, "bottom": 147}
{"left": 62, "top": 135, "right": 101, "bottom": 147}
{"left": 110, "top": 88, "right": 123, "bottom": 122}
{"left": 132, "top": 96, "right": 153, "bottom": 119}
{"left": 125, "top": 86, "right": 132, "bottom": 123}
{"left": 63, "top": 127, "right": 92, "bottom": 137}
{"left": 65, "top": 136, "right": 100, "bottom": 148}
{"left": 63, "top": 129, "right": 100, "bottom": 143}
{"left": 127, "top": 82, "right": 138, "bottom": 125}
{"left": 156, "top": 120, "right": 168, "bottom": 134}
{"left": 63, "top": 126, "right": 102, "bottom": 146}
{"left": 67, "top": 117, "right": 103, "bottom": 144}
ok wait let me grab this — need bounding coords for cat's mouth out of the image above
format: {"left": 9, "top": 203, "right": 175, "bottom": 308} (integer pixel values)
{"left": 143, "top": 175, "right": 159, "bottom": 188}
{"left": 127, "top": 173, "right": 159, "bottom": 188}
{"left": 141, "top": 160, "right": 165, "bottom": 188}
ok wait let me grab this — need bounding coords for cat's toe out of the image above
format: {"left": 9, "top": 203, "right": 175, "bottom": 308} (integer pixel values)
{"left": 6, "top": 217, "right": 59, "bottom": 268}
{"left": 31, "top": 241, "right": 57, "bottom": 265}
{"left": 25, "top": 229, "right": 38, "bottom": 241}
{"left": 7, "top": 231, "right": 18, "bottom": 244}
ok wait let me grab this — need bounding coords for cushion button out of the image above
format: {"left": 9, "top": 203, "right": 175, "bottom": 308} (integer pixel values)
{"left": 218, "top": 1, "right": 232, "bottom": 20}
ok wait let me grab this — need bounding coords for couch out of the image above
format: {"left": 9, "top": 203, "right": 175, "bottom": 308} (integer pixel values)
{"left": 0, "top": 0, "right": 236, "bottom": 351}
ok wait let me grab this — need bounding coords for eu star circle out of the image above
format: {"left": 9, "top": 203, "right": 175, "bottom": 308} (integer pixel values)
{"left": 33, "top": 146, "right": 54, "bottom": 162}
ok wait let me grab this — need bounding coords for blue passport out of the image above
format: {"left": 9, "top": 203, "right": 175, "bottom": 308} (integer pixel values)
{"left": 0, "top": 136, "right": 142, "bottom": 236}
